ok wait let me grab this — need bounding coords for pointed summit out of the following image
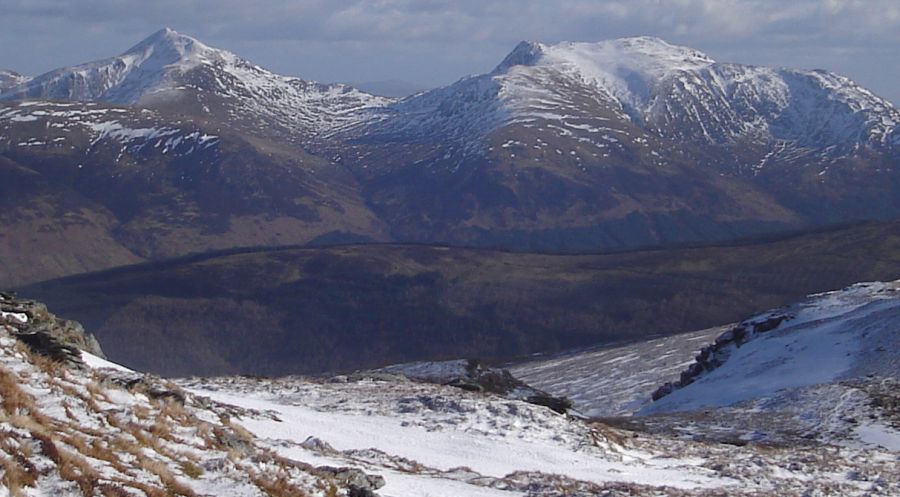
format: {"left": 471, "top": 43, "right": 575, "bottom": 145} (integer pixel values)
{"left": 494, "top": 41, "right": 546, "bottom": 73}
{"left": 125, "top": 27, "right": 199, "bottom": 52}
{"left": 0, "top": 28, "right": 236, "bottom": 104}
{"left": 120, "top": 28, "right": 227, "bottom": 72}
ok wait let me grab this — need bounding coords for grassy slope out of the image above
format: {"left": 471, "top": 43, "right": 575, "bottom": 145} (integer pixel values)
{"left": 17, "top": 220, "right": 900, "bottom": 377}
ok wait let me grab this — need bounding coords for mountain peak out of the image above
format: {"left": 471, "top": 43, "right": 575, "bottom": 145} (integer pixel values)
{"left": 121, "top": 27, "right": 224, "bottom": 70}
{"left": 495, "top": 36, "right": 715, "bottom": 75}
{"left": 494, "top": 41, "right": 546, "bottom": 72}
{"left": 491, "top": 36, "right": 716, "bottom": 112}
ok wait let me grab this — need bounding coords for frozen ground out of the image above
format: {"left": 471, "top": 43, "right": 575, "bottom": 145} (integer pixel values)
{"left": 177, "top": 371, "right": 898, "bottom": 496}
{"left": 2, "top": 282, "right": 898, "bottom": 496}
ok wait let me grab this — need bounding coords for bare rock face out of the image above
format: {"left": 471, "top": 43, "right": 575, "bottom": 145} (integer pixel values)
{"left": 0, "top": 290, "right": 105, "bottom": 364}
{"left": 651, "top": 311, "right": 794, "bottom": 402}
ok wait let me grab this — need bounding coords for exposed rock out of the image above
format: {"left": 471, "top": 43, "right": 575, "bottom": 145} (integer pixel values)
{"left": 525, "top": 394, "right": 574, "bottom": 415}
{"left": 300, "top": 436, "right": 339, "bottom": 455}
{"left": 14, "top": 331, "right": 83, "bottom": 366}
{"left": 316, "top": 466, "right": 386, "bottom": 494}
{"left": 754, "top": 316, "right": 788, "bottom": 333}
{"left": 0, "top": 290, "right": 105, "bottom": 361}
{"left": 652, "top": 311, "right": 794, "bottom": 402}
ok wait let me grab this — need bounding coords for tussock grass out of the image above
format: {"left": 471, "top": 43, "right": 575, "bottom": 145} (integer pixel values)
{"left": 56, "top": 445, "right": 100, "bottom": 496}
{"left": 0, "top": 367, "right": 37, "bottom": 416}
{"left": 139, "top": 458, "right": 197, "bottom": 497}
{"left": 249, "top": 469, "right": 310, "bottom": 497}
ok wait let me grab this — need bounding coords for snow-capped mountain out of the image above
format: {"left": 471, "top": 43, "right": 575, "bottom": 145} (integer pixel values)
{"left": 333, "top": 37, "right": 900, "bottom": 250}
{"left": 3, "top": 31, "right": 900, "bottom": 257}
{"left": 351, "top": 36, "right": 898, "bottom": 164}
{"left": 0, "top": 28, "right": 390, "bottom": 143}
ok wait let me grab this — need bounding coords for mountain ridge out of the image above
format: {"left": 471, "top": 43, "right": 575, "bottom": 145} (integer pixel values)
{"left": 1, "top": 29, "right": 899, "bottom": 279}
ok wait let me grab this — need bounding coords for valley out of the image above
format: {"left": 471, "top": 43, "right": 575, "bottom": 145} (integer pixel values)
{"left": 17, "top": 219, "right": 900, "bottom": 377}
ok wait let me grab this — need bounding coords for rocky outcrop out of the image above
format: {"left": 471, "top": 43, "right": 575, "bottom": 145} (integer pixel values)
{"left": 651, "top": 312, "right": 792, "bottom": 402}
{"left": 0, "top": 290, "right": 105, "bottom": 366}
{"left": 316, "top": 466, "right": 386, "bottom": 496}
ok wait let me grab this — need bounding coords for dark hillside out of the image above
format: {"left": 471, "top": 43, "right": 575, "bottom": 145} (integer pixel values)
{"left": 18, "top": 220, "right": 900, "bottom": 376}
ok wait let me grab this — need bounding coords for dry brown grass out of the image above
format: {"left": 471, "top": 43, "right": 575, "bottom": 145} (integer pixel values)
{"left": 56, "top": 431, "right": 128, "bottom": 474}
{"left": 157, "top": 399, "right": 190, "bottom": 424}
{"left": 46, "top": 376, "right": 105, "bottom": 415}
{"left": 179, "top": 460, "right": 203, "bottom": 479}
{"left": 8, "top": 415, "right": 51, "bottom": 437}
{"left": 149, "top": 419, "right": 174, "bottom": 442}
{"left": 97, "top": 482, "right": 134, "bottom": 497}
{"left": 140, "top": 458, "right": 197, "bottom": 497}
{"left": 249, "top": 469, "right": 310, "bottom": 497}
{"left": 588, "top": 422, "right": 631, "bottom": 449}
{"left": 132, "top": 404, "right": 151, "bottom": 420}
{"left": 0, "top": 453, "right": 38, "bottom": 497}
{"left": 86, "top": 380, "right": 109, "bottom": 402}
{"left": 0, "top": 367, "right": 37, "bottom": 416}
{"left": 56, "top": 445, "right": 100, "bottom": 496}
{"left": 116, "top": 478, "right": 172, "bottom": 497}
{"left": 226, "top": 420, "right": 255, "bottom": 444}
{"left": 27, "top": 351, "right": 66, "bottom": 377}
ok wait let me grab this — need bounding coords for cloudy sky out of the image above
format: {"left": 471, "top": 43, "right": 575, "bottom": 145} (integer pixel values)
{"left": 1, "top": 0, "right": 898, "bottom": 102}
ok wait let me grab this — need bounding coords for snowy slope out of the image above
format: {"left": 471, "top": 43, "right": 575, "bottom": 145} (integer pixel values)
{"left": 0, "top": 298, "right": 348, "bottom": 496}
{"left": 510, "top": 281, "right": 900, "bottom": 455}
{"left": 510, "top": 327, "right": 726, "bottom": 417}
{"left": 513, "top": 280, "right": 900, "bottom": 418}
{"left": 645, "top": 281, "right": 900, "bottom": 414}
{"left": 0, "top": 100, "right": 220, "bottom": 156}
{"left": 0, "top": 28, "right": 390, "bottom": 141}
{"left": 3, "top": 290, "right": 899, "bottom": 496}
{"left": 179, "top": 373, "right": 899, "bottom": 496}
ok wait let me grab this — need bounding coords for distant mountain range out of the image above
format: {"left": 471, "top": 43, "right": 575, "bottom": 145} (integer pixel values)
{"left": 1, "top": 28, "right": 898, "bottom": 286}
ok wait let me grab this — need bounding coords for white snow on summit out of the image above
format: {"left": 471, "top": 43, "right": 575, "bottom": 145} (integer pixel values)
{"left": 496, "top": 37, "right": 715, "bottom": 112}
{"left": 359, "top": 36, "right": 899, "bottom": 162}
{"left": 0, "top": 28, "right": 218, "bottom": 103}
{"left": 0, "top": 28, "right": 391, "bottom": 140}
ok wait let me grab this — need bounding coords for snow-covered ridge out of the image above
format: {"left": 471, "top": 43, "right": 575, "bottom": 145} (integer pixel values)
{"left": 2, "top": 30, "right": 897, "bottom": 164}
{"left": 0, "top": 28, "right": 391, "bottom": 140}
{"left": 349, "top": 35, "right": 898, "bottom": 166}
{"left": 646, "top": 280, "right": 900, "bottom": 414}
{"left": 496, "top": 37, "right": 715, "bottom": 110}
